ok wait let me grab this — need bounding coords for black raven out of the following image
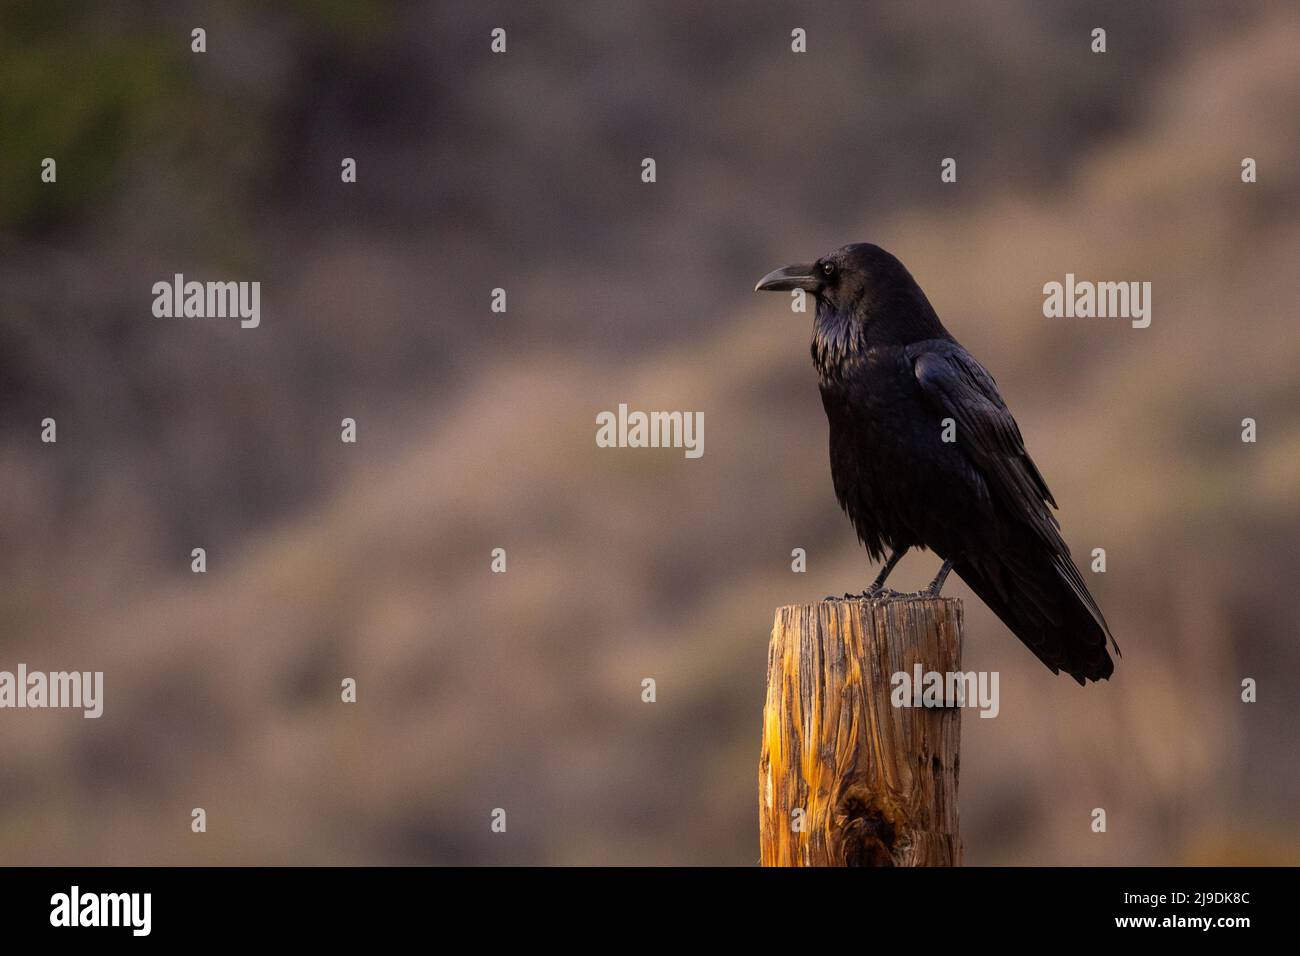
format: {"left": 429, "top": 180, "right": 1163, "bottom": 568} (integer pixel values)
{"left": 756, "top": 243, "right": 1118, "bottom": 684}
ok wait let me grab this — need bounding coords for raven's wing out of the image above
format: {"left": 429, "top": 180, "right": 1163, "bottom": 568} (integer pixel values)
{"left": 911, "top": 341, "right": 1118, "bottom": 666}
{"left": 911, "top": 342, "right": 1058, "bottom": 541}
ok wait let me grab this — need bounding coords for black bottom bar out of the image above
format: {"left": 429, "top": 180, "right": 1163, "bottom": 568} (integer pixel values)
{"left": 2, "top": 866, "right": 1288, "bottom": 941}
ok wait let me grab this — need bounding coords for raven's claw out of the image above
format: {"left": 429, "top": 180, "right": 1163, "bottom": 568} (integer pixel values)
{"left": 828, "top": 587, "right": 908, "bottom": 601}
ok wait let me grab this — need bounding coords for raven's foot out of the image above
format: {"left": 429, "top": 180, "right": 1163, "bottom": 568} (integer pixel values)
{"left": 828, "top": 587, "right": 906, "bottom": 601}
{"left": 849, "top": 583, "right": 947, "bottom": 600}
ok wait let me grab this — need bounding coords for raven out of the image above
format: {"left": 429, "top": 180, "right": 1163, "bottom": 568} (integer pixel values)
{"left": 756, "top": 243, "right": 1118, "bottom": 684}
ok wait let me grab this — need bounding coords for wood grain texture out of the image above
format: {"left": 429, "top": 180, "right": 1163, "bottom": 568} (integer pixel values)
{"left": 759, "top": 598, "right": 963, "bottom": 866}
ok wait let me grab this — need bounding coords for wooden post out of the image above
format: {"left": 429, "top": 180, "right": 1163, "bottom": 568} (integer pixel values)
{"left": 759, "top": 597, "right": 963, "bottom": 866}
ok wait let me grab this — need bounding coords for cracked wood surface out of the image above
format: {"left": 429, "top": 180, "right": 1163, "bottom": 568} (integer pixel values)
{"left": 759, "top": 598, "right": 963, "bottom": 866}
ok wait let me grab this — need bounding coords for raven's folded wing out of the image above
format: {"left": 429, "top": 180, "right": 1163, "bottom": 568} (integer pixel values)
{"left": 911, "top": 341, "right": 1117, "bottom": 660}
{"left": 911, "top": 342, "right": 1058, "bottom": 538}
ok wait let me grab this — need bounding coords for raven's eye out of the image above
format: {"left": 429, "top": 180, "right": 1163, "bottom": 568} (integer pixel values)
{"left": 821, "top": 262, "right": 835, "bottom": 277}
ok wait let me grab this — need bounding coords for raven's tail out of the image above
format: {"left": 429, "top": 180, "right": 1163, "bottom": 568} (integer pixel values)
{"left": 954, "top": 540, "right": 1119, "bottom": 685}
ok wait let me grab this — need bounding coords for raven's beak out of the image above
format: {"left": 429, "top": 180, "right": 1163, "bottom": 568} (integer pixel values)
{"left": 754, "top": 263, "right": 819, "bottom": 293}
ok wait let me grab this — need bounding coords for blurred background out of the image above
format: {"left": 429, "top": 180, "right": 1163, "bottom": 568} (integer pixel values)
{"left": 1, "top": 0, "right": 1298, "bottom": 865}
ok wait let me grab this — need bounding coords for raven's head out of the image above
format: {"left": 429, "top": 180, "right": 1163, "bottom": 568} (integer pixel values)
{"left": 755, "top": 243, "right": 947, "bottom": 361}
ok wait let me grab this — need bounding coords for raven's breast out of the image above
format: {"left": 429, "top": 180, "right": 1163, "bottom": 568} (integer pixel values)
{"left": 819, "top": 349, "right": 984, "bottom": 560}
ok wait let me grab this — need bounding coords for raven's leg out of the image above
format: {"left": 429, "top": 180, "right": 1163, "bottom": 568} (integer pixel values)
{"left": 924, "top": 558, "right": 955, "bottom": 597}
{"left": 866, "top": 548, "right": 906, "bottom": 595}
{"left": 834, "top": 548, "right": 907, "bottom": 599}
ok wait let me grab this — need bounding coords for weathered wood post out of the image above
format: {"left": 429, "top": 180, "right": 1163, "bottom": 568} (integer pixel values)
{"left": 759, "top": 597, "right": 963, "bottom": 866}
